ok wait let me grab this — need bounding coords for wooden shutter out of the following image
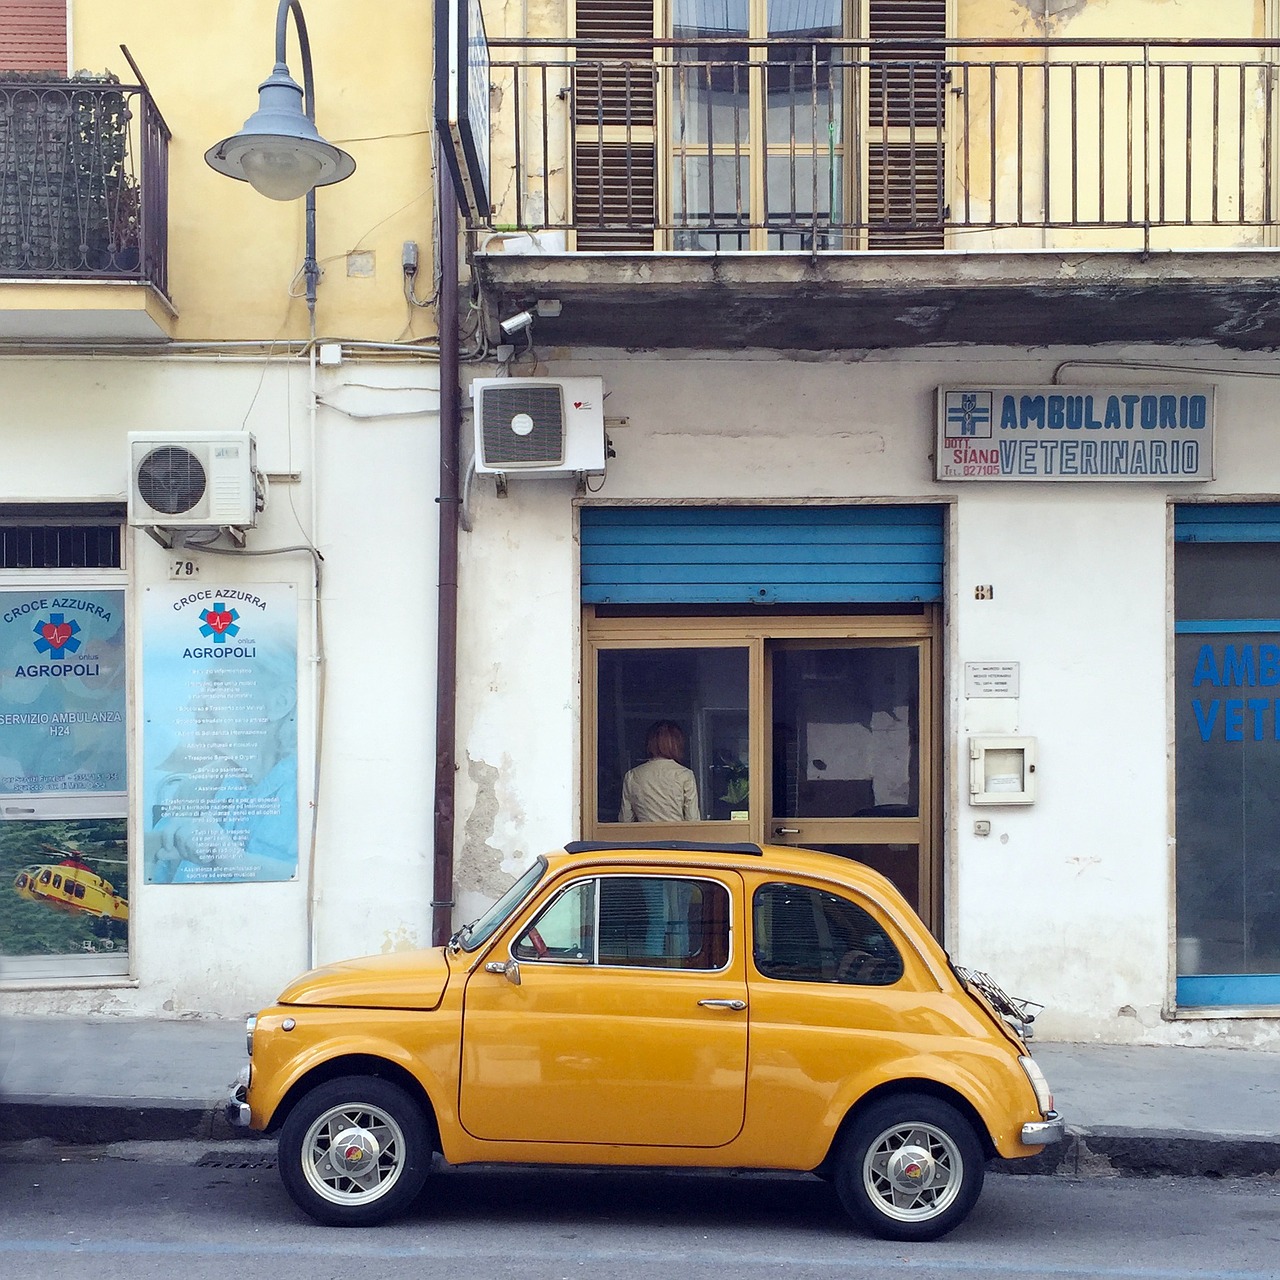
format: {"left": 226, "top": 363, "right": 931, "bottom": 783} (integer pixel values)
{"left": 573, "top": 0, "right": 656, "bottom": 250}
{"left": 0, "top": 1, "right": 67, "bottom": 72}
{"left": 866, "top": 0, "right": 946, "bottom": 248}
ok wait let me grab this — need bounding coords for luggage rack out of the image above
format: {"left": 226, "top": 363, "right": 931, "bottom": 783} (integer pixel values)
{"left": 953, "top": 965, "right": 1044, "bottom": 1040}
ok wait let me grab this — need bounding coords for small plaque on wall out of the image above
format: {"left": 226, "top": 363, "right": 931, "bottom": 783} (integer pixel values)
{"left": 965, "top": 662, "right": 1020, "bottom": 698}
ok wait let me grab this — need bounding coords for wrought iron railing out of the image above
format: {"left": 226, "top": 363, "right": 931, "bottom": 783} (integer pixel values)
{"left": 0, "top": 76, "right": 170, "bottom": 292}
{"left": 482, "top": 38, "right": 1280, "bottom": 254}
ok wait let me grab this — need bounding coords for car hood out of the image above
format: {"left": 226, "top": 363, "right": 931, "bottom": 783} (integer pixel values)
{"left": 277, "top": 947, "right": 451, "bottom": 1010}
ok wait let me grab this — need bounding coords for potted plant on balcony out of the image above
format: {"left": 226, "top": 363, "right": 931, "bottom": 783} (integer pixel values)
{"left": 0, "top": 70, "right": 135, "bottom": 274}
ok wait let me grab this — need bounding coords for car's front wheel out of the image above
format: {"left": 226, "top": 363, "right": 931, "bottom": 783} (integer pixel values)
{"left": 278, "top": 1075, "right": 432, "bottom": 1226}
{"left": 834, "top": 1094, "right": 985, "bottom": 1242}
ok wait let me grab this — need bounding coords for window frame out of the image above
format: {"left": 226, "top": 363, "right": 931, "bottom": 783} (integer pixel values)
{"left": 750, "top": 877, "right": 906, "bottom": 986}
{"left": 513, "top": 871, "right": 736, "bottom": 972}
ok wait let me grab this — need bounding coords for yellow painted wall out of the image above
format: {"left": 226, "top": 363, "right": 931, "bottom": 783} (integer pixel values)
{"left": 72, "top": 0, "right": 436, "bottom": 341}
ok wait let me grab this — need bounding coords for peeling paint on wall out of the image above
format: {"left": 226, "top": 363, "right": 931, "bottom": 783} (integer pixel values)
{"left": 458, "top": 755, "right": 522, "bottom": 899}
{"left": 380, "top": 926, "right": 419, "bottom": 954}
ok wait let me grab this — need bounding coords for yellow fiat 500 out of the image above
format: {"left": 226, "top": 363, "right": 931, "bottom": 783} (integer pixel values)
{"left": 229, "top": 841, "right": 1063, "bottom": 1242}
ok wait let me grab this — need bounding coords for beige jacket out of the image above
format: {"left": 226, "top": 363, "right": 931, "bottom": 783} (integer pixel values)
{"left": 618, "top": 757, "right": 700, "bottom": 823}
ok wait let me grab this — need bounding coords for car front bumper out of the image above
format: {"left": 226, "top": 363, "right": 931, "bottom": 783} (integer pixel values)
{"left": 1021, "top": 1111, "right": 1065, "bottom": 1145}
{"left": 226, "top": 1063, "right": 251, "bottom": 1128}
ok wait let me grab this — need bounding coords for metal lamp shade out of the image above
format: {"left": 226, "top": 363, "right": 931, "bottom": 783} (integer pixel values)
{"left": 205, "top": 64, "right": 355, "bottom": 201}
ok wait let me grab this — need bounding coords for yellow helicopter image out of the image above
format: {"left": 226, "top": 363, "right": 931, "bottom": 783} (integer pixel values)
{"left": 12, "top": 843, "right": 128, "bottom": 922}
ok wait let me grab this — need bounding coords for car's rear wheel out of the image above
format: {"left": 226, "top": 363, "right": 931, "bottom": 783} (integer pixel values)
{"left": 278, "top": 1075, "right": 432, "bottom": 1226}
{"left": 834, "top": 1094, "right": 984, "bottom": 1242}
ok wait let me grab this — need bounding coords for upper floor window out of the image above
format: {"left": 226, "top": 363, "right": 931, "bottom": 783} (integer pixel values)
{"left": 573, "top": 0, "right": 946, "bottom": 250}
{"left": 0, "top": 0, "right": 67, "bottom": 73}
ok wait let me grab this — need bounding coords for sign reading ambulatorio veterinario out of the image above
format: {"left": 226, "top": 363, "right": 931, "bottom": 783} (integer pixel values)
{"left": 936, "top": 385, "right": 1214, "bottom": 482}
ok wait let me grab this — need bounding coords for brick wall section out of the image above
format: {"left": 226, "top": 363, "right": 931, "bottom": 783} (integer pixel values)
{"left": 0, "top": 1, "right": 67, "bottom": 72}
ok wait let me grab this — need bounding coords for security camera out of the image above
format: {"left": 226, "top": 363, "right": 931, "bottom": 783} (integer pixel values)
{"left": 499, "top": 309, "right": 534, "bottom": 337}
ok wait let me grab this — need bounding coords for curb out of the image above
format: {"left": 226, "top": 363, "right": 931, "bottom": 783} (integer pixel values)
{"left": 5, "top": 1101, "right": 1280, "bottom": 1180}
{"left": 0, "top": 1098, "right": 246, "bottom": 1145}
{"left": 995, "top": 1126, "right": 1280, "bottom": 1179}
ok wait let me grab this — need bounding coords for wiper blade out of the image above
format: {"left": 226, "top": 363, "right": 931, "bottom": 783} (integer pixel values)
{"left": 448, "top": 919, "right": 478, "bottom": 950}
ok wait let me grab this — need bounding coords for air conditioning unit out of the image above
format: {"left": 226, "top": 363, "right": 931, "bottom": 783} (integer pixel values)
{"left": 128, "top": 432, "right": 261, "bottom": 530}
{"left": 471, "top": 377, "right": 606, "bottom": 476}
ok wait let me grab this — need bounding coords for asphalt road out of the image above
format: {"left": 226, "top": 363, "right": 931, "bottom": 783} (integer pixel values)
{"left": 2, "top": 1140, "right": 1278, "bottom": 1280}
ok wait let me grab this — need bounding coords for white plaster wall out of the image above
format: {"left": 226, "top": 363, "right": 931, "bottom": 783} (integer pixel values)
{"left": 454, "top": 478, "right": 580, "bottom": 926}
{"left": 0, "top": 355, "right": 440, "bottom": 1017}
{"left": 457, "top": 345, "right": 1280, "bottom": 1049}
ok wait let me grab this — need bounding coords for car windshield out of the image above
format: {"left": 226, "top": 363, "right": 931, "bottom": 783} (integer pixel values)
{"left": 458, "top": 856, "right": 547, "bottom": 952}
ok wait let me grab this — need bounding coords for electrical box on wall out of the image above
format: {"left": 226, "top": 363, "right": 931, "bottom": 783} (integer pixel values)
{"left": 969, "top": 736, "right": 1037, "bottom": 805}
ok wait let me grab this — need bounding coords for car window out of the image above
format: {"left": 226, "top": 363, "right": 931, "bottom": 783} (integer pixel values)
{"left": 514, "top": 875, "right": 731, "bottom": 971}
{"left": 460, "top": 856, "right": 547, "bottom": 951}
{"left": 513, "top": 879, "right": 596, "bottom": 963}
{"left": 752, "top": 882, "right": 904, "bottom": 985}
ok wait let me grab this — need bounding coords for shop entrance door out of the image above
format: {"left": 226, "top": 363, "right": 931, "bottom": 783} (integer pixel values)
{"left": 766, "top": 640, "right": 929, "bottom": 912}
{"left": 584, "top": 612, "right": 939, "bottom": 930}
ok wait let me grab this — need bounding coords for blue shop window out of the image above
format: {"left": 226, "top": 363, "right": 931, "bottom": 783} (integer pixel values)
{"left": 1175, "top": 536, "right": 1280, "bottom": 1008}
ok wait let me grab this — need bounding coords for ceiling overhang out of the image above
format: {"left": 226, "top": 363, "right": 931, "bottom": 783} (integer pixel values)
{"left": 473, "top": 249, "right": 1280, "bottom": 353}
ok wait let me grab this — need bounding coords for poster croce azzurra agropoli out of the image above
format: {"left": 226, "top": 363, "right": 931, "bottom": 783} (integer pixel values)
{"left": 143, "top": 584, "right": 298, "bottom": 885}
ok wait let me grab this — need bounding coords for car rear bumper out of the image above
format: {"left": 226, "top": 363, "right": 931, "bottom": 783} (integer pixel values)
{"left": 1021, "top": 1111, "right": 1065, "bottom": 1145}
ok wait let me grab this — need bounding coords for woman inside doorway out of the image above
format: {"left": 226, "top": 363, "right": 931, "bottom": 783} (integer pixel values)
{"left": 619, "top": 721, "right": 700, "bottom": 822}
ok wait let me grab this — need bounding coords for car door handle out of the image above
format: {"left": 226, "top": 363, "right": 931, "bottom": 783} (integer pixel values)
{"left": 697, "top": 998, "right": 746, "bottom": 1011}
{"left": 773, "top": 827, "right": 800, "bottom": 835}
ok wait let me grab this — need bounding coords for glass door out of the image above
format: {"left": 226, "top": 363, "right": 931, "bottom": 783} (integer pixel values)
{"left": 584, "top": 612, "right": 939, "bottom": 928}
{"left": 767, "top": 640, "right": 929, "bottom": 909}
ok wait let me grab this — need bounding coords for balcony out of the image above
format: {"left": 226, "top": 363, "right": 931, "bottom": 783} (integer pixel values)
{"left": 0, "top": 75, "right": 174, "bottom": 340}
{"left": 474, "top": 38, "right": 1280, "bottom": 351}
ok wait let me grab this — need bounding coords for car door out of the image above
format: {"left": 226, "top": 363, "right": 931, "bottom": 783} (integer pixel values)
{"left": 460, "top": 868, "right": 748, "bottom": 1148}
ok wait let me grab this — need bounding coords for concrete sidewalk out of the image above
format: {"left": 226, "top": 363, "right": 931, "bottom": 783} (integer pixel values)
{"left": 2, "top": 1015, "right": 1280, "bottom": 1177}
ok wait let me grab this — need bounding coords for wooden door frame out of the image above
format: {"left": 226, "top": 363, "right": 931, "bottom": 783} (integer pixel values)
{"left": 582, "top": 607, "right": 944, "bottom": 933}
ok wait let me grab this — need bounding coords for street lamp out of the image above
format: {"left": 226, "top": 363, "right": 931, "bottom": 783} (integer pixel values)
{"left": 205, "top": 0, "right": 355, "bottom": 201}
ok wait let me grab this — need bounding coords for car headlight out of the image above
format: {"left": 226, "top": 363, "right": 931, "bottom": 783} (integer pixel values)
{"left": 1019, "top": 1055, "right": 1054, "bottom": 1114}
{"left": 245, "top": 1013, "right": 258, "bottom": 1057}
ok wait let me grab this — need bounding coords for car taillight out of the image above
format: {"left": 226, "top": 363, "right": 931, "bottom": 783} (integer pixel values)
{"left": 1019, "top": 1055, "right": 1054, "bottom": 1114}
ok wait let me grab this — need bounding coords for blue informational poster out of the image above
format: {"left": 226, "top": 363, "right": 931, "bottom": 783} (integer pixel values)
{"left": 142, "top": 584, "right": 298, "bottom": 884}
{"left": 0, "top": 589, "right": 127, "bottom": 798}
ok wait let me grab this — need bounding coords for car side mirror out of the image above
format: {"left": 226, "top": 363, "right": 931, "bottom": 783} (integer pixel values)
{"left": 484, "top": 956, "right": 521, "bottom": 986}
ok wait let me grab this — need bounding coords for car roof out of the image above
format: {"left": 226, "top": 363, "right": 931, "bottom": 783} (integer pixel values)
{"left": 552, "top": 840, "right": 905, "bottom": 901}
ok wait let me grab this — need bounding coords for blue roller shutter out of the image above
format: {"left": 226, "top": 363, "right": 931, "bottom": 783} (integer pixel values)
{"left": 1175, "top": 504, "right": 1280, "bottom": 543}
{"left": 580, "top": 506, "right": 944, "bottom": 605}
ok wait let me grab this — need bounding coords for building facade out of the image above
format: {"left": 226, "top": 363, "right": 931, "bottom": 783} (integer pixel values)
{"left": 456, "top": 0, "right": 1280, "bottom": 1046}
{"left": 0, "top": 1, "right": 442, "bottom": 1016}
{"left": 8, "top": 0, "right": 1280, "bottom": 1053}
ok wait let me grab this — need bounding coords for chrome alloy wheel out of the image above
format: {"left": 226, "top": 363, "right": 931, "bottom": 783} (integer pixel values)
{"left": 300, "top": 1100, "right": 408, "bottom": 1206}
{"left": 861, "top": 1120, "right": 965, "bottom": 1223}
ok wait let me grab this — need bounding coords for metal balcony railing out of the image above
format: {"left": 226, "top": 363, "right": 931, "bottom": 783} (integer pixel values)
{"left": 483, "top": 38, "right": 1280, "bottom": 254}
{"left": 0, "top": 76, "right": 170, "bottom": 293}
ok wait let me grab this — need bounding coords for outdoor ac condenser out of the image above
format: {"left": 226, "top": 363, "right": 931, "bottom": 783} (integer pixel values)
{"left": 127, "top": 431, "right": 261, "bottom": 529}
{"left": 470, "top": 377, "right": 606, "bottom": 476}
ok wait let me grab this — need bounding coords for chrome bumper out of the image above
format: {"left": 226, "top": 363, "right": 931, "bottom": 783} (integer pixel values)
{"left": 226, "top": 1063, "right": 252, "bottom": 1128}
{"left": 1021, "top": 1111, "right": 1065, "bottom": 1145}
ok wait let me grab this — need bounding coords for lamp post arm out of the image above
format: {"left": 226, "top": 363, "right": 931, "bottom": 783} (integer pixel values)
{"left": 276, "top": 0, "right": 317, "bottom": 123}
{"left": 271, "top": 0, "right": 321, "bottom": 328}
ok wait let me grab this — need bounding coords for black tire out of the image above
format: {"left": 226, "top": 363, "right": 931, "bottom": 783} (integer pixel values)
{"left": 277, "top": 1075, "right": 432, "bottom": 1227}
{"left": 834, "top": 1093, "right": 985, "bottom": 1242}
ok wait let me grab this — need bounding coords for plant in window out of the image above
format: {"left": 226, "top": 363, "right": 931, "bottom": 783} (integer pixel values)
{"left": 717, "top": 757, "right": 749, "bottom": 808}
